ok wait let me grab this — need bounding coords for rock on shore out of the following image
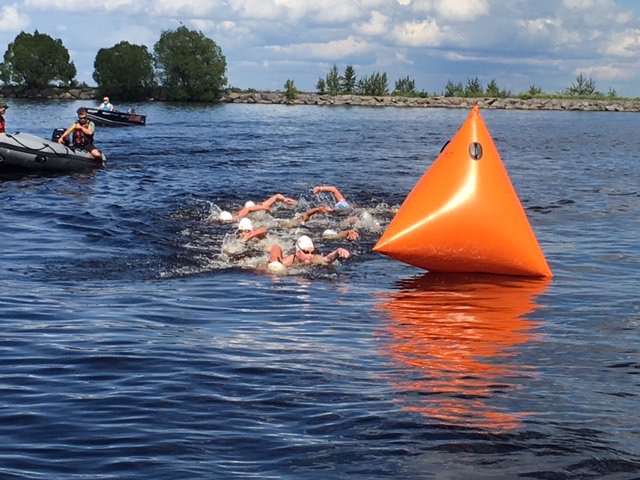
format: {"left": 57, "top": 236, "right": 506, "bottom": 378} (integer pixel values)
{"left": 219, "top": 91, "right": 640, "bottom": 112}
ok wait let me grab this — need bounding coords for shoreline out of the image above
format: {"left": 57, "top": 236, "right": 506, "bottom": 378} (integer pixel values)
{"left": 220, "top": 92, "right": 640, "bottom": 112}
{"left": 4, "top": 87, "right": 640, "bottom": 112}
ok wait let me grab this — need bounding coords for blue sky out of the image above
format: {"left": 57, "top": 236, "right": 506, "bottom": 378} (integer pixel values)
{"left": 2, "top": 0, "right": 640, "bottom": 96}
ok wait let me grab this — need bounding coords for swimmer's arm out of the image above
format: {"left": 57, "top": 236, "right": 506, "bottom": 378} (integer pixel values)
{"left": 299, "top": 205, "right": 332, "bottom": 222}
{"left": 321, "top": 247, "right": 351, "bottom": 264}
{"left": 313, "top": 185, "right": 346, "bottom": 203}
{"left": 235, "top": 204, "right": 269, "bottom": 218}
{"left": 261, "top": 194, "right": 297, "bottom": 208}
{"left": 244, "top": 227, "right": 268, "bottom": 241}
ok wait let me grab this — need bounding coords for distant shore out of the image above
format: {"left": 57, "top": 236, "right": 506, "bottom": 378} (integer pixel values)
{"left": 4, "top": 87, "right": 640, "bottom": 112}
{"left": 220, "top": 91, "right": 640, "bottom": 112}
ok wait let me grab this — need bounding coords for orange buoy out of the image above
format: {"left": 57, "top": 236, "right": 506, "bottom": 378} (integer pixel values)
{"left": 373, "top": 105, "right": 552, "bottom": 277}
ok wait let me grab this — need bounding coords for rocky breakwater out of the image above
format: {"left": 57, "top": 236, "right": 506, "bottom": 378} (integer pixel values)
{"left": 220, "top": 91, "right": 640, "bottom": 112}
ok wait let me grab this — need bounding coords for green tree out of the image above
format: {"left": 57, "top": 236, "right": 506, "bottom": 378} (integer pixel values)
{"left": 316, "top": 77, "right": 326, "bottom": 94}
{"left": 93, "top": 41, "right": 155, "bottom": 101}
{"left": 444, "top": 80, "right": 464, "bottom": 97}
{"left": 0, "top": 30, "right": 76, "bottom": 89}
{"left": 393, "top": 76, "right": 416, "bottom": 96}
{"left": 485, "top": 79, "right": 499, "bottom": 97}
{"left": 325, "top": 64, "right": 340, "bottom": 96}
{"left": 527, "top": 85, "right": 543, "bottom": 96}
{"left": 356, "top": 72, "right": 388, "bottom": 96}
{"left": 340, "top": 65, "right": 356, "bottom": 94}
{"left": 153, "top": 26, "right": 227, "bottom": 102}
{"left": 284, "top": 79, "right": 297, "bottom": 103}
{"left": 565, "top": 72, "right": 596, "bottom": 96}
{"left": 464, "top": 76, "right": 483, "bottom": 97}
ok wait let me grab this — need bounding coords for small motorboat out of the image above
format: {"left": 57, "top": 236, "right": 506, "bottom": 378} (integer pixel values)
{"left": 0, "top": 130, "right": 105, "bottom": 173}
{"left": 85, "top": 107, "right": 146, "bottom": 127}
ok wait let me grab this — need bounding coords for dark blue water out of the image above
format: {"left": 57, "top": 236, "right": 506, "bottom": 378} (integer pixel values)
{"left": 1, "top": 101, "right": 638, "bottom": 479}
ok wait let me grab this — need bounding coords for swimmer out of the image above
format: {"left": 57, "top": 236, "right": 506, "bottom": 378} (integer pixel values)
{"left": 260, "top": 235, "right": 350, "bottom": 272}
{"left": 296, "top": 205, "right": 334, "bottom": 223}
{"left": 312, "top": 185, "right": 351, "bottom": 209}
{"left": 259, "top": 193, "right": 298, "bottom": 208}
{"left": 236, "top": 217, "right": 268, "bottom": 242}
{"left": 219, "top": 193, "right": 297, "bottom": 223}
{"left": 322, "top": 228, "right": 360, "bottom": 241}
{"left": 219, "top": 202, "right": 269, "bottom": 223}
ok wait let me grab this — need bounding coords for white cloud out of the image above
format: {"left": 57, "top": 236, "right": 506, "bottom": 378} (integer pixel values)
{"left": 434, "top": 0, "right": 489, "bottom": 22}
{"left": 562, "top": 0, "right": 611, "bottom": 10}
{"left": 355, "top": 11, "right": 389, "bottom": 36}
{"left": 604, "top": 28, "right": 640, "bottom": 56}
{"left": 582, "top": 63, "right": 635, "bottom": 80}
{"left": 154, "top": 0, "right": 221, "bottom": 17}
{"left": 228, "top": 0, "right": 280, "bottom": 20}
{"left": 24, "top": 0, "right": 141, "bottom": 13}
{"left": 519, "top": 17, "right": 557, "bottom": 38}
{"left": 394, "top": 19, "right": 444, "bottom": 47}
{"left": 395, "top": 52, "right": 413, "bottom": 65}
{"left": 266, "top": 35, "right": 371, "bottom": 60}
{"left": 0, "top": 3, "right": 30, "bottom": 32}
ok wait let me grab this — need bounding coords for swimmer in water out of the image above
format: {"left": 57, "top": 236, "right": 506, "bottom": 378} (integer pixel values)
{"left": 312, "top": 185, "right": 351, "bottom": 209}
{"left": 261, "top": 235, "right": 350, "bottom": 272}
{"left": 282, "top": 200, "right": 360, "bottom": 240}
{"left": 236, "top": 217, "right": 268, "bottom": 242}
{"left": 219, "top": 193, "right": 298, "bottom": 223}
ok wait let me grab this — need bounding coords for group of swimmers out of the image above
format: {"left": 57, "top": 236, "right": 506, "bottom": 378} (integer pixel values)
{"left": 215, "top": 185, "right": 372, "bottom": 273}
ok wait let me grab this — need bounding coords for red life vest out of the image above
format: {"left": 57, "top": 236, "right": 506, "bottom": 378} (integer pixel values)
{"left": 0, "top": 115, "right": 5, "bottom": 133}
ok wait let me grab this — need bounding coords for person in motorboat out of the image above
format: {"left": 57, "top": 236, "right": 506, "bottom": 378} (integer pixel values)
{"left": 98, "top": 96, "right": 114, "bottom": 111}
{"left": 0, "top": 103, "right": 8, "bottom": 133}
{"left": 260, "top": 235, "right": 350, "bottom": 272}
{"left": 57, "top": 108, "right": 104, "bottom": 162}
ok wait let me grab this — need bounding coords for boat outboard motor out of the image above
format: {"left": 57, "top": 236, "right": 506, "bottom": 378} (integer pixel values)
{"left": 51, "top": 128, "right": 69, "bottom": 146}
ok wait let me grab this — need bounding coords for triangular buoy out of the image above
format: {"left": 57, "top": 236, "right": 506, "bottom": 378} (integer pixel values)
{"left": 373, "top": 105, "right": 552, "bottom": 277}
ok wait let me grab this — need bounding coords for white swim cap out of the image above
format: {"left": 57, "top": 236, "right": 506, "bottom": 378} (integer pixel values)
{"left": 244, "top": 200, "right": 256, "bottom": 208}
{"left": 322, "top": 229, "right": 340, "bottom": 240}
{"left": 295, "top": 235, "right": 314, "bottom": 252}
{"left": 267, "top": 261, "right": 285, "bottom": 272}
{"left": 219, "top": 211, "right": 233, "bottom": 222}
{"left": 237, "top": 218, "right": 253, "bottom": 232}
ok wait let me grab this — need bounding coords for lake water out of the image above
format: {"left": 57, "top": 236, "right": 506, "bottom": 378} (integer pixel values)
{"left": 1, "top": 100, "right": 638, "bottom": 479}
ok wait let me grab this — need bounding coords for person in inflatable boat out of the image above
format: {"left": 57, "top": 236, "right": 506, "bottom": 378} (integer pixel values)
{"left": 0, "top": 103, "right": 8, "bottom": 133}
{"left": 58, "top": 108, "right": 103, "bottom": 161}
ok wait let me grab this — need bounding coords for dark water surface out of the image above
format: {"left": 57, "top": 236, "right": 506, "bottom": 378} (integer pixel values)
{"left": 1, "top": 100, "right": 639, "bottom": 479}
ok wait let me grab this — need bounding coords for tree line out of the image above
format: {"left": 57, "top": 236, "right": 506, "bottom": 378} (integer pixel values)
{"left": 282, "top": 65, "right": 618, "bottom": 102}
{"left": 0, "top": 27, "right": 227, "bottom": 101}
{"left": 0, "top": 28, "right": 622, "bottom": 103}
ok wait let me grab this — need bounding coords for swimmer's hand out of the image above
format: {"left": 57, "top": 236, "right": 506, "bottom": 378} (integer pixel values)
{"left": 339, "top": 229, "right": 359, "bottom": 241}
